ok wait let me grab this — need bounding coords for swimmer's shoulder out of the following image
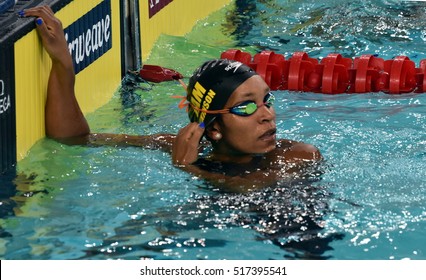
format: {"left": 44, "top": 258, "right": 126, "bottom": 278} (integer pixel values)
{"left": 276, "top": 139, "right": 322, "bottom": 161}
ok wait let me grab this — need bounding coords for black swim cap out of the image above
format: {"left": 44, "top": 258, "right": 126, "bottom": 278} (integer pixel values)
{"left": 186, "top": 59, "right": 257, "bottom": 125}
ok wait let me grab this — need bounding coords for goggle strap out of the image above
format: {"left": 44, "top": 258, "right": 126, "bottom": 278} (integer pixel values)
{"left": 189, "top": 104, "right": 230, "bottom": 114}
{"left": 171, "top": 95, "right": 189, "bottom": 111}
{"left": 178, "top": 79, "right": 187, "bottom": 91}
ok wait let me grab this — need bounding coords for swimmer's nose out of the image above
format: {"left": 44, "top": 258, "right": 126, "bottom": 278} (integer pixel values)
{"left": 257, "top": 103, "right": 275, "bottom": 123}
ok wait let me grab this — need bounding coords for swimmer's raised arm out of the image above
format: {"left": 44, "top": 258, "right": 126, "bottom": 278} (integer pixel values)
{"left": 25, "top": 6, "right": 176, "bottom": 152}
{"left": 24, "top": 6, "right": 90, "bottom": 140}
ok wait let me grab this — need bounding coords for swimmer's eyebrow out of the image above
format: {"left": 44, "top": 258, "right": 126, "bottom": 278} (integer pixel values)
{"left": 239, "top": 86, "right": 271, "bottom": 99}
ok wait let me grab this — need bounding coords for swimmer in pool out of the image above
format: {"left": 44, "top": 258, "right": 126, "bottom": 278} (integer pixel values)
{"left": 24, "top": 6, "right": 322, "bottom": 192}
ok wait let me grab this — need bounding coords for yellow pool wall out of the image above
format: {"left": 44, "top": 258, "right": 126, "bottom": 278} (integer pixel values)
{"left": 139, "top": 0, "right": 233, "bottom": 61}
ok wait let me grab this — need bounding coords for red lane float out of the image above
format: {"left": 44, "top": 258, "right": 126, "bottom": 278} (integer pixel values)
{"left": 314, "top": 53, "right": 352, "bottom": 94}
{"left": 221, "top": 49, "right": 253, "bottom": 65}
{"left": 415, "top": 59, "right": 426, "bottom": 93}
{"left": 252, "top": 51, "right": 287, "bottom": 90}
{"left": 220, "top": 49, "right": 426, "bottom": 94}
{"left": 385, "top": 56, "right": 416, "bottom": 94}
{"left": 349, "top": 55, "right": 387, "bottom": 93}
{"left": 287, "top": 52, "right": 318, "bottom": 92}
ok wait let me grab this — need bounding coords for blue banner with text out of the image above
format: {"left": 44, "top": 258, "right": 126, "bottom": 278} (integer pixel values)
{"left": 63, "top": 0, "right": 112, "bottom": 74}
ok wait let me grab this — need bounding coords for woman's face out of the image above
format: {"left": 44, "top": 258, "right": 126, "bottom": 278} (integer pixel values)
{"left": 212, "top": 75, "right": 277, "bottom": 155}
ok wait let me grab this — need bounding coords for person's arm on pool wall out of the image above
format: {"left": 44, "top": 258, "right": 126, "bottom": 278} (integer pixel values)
{"left": 24, "top": 6, "right": 90, "bottom": 140}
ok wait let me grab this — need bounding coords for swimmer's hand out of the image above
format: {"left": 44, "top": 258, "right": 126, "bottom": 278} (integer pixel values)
{"left": 24, "top": 6, "right": 71, "bottom": 67}
{"left": 172, "top": 122, "right": 205, "bottom": 165}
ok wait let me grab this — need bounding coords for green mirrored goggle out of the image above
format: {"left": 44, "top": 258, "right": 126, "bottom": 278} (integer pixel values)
{"left": 228, "top": 92, "right": 275, "bottom": 116}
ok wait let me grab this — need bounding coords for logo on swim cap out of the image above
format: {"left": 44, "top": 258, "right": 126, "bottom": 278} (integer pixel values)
{"left": 224, "top": 61, "right": 243, "bottom": 72}
{"left": 186, "top": 59, "right": 257, "bottom": 124}
{"left": 189, "top": 82, "right": 217, "bottom": 123}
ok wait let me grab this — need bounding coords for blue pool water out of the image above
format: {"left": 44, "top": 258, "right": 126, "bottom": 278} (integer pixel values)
{"left": 1, "top": 0, "right": 425, "bottom": 260}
